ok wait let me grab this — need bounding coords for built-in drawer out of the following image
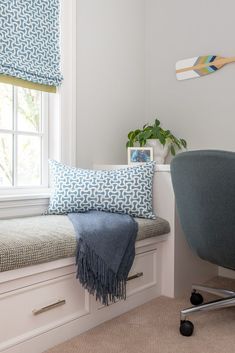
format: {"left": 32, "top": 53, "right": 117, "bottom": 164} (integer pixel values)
{"left": 0, "top": 248, "right": 158, "bottom": 350}
{"left": 97, "top": 248, "right": 158, "bottom": 309}
{"left": 126, "top": 249, "right": 157, "bottom": 297}
{"left": 0, "top": 273, "right": 90, "bottom": 351}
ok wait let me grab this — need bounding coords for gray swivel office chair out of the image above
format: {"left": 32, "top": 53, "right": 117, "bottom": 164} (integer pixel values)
{"left": 171, "top": 150, "right": 235, "bottom": 336}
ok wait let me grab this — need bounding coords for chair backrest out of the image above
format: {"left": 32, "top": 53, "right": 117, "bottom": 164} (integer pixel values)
{"left": 171, "top": 150, "right": 235, "bottom": 270}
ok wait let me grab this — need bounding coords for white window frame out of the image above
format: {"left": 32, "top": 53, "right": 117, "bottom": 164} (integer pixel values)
{"left": 0, "top": 0, "right": 77, "bottom": 219}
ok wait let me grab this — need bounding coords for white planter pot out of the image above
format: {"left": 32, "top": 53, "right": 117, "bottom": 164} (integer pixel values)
{"left": 146, "top": 139, "right": 170, "bottom": 164}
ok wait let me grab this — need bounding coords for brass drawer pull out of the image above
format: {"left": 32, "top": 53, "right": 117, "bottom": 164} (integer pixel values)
{"left": 127, "top": 272, "right": 143, "bottom": 281}
{"left": 32, "top": 299, "right": 66, "bottom": 316}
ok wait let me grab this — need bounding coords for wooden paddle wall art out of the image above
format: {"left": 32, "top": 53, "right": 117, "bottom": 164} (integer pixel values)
{"left": 176, "top": 55, "right": 235, "bottom": 81}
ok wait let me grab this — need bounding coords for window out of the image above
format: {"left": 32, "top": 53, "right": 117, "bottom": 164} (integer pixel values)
{"left": 0, "top": 83, "right": 48, "bottom": 190}
{"left": 0, "top": 0, "right": 76, "bottom": 219}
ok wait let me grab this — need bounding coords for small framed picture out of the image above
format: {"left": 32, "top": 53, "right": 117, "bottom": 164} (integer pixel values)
{"left": 127, "top": 147, "right": 153, "bottom": 165}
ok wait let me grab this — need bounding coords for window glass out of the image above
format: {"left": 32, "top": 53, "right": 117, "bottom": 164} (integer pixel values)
{"left": 17, "top": 135, "right": 41, "bottom": 186}
{"left": 0, "top": 84, "right": 13, "bottom": 130}
{"left": 0, "top": 133, "right": 12, "bottom": 187}
{"left": 17, "top": 88, "right": 41, "bottom": 133}
{"left": 0, "top": 84, "right": 47, "bottom": 189}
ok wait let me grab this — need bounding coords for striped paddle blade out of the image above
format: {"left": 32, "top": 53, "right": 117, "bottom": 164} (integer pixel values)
{"left": 176, "top": 55, "right": 225, "bottom": 81}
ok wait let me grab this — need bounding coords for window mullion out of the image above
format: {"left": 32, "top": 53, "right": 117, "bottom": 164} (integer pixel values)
{"left": 12, "top": 86, "right": 17, "bottom": 187}
{"left": 41, "top": 92, "right": 49, "bottom": 187}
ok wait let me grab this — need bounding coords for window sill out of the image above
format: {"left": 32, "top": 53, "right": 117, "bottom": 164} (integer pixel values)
{"left": 0, "top": 190, "right": 51, "bottom": 202}
{"left": 0, "top": 191, "right": 51, "bottom": 220}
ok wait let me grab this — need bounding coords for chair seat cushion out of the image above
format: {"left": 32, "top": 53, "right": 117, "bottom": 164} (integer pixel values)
{"left": 0, "top": 215, "right": 170, "bottom": 272}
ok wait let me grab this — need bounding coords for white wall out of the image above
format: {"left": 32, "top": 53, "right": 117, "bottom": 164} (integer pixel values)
{"left": 76, "top": 0, "right": 145, "bottom": 168}
{"left": 76, "top": 0, "right": 235, "bottom": 168}
{"left": 145, "top": 0, "right": 235, "bottom": 152}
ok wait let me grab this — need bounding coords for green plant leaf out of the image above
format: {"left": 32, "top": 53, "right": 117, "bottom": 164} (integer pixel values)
{"left": 126, "top": 141, "right": 133, "bottom": 148}
{"left": 127, "top": 131, "right": 134, "bottom": 139}
{"left": 144, "top": 129, "right": 152, "bottom": 139}
{"left": 173, "top": 137, "right": 181, "bottom": 149}
{"left": 154, "top": 127, "right": 165, "bottom": 145}
{"left": 159, "top": 134, "right": 166, "bottom": 145}
{"left": 180, "top": 138, "right": 187, "bottom": 148}
{"left": 154, "top": 118, "right": 160, "bottom": 127}
{"left": 152, "top": 125, "right": 159, "bottom": 139}
{"left": 128, "top": 129, "right": 141, "bottom": 140}
{"left": 138, "top": 131, "right": 145, "bottom": 140}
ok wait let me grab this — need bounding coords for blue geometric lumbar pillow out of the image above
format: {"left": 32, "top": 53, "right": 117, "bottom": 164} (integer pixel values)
{"left": 46, "top": 160, "right": 156, "bottom": 219}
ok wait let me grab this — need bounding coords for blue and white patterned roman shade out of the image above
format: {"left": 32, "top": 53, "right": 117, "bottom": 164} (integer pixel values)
{"left": 0, "top": 0, "right": 63, "bottom": 92}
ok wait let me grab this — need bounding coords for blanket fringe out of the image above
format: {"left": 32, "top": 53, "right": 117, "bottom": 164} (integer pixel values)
{"left": 76, "top": 239, "right": 127, "bottom": 306}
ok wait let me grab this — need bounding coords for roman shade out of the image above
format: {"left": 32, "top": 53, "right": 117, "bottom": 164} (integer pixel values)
{"left": 0, "top": 0, "right": 63, "bottom": 93}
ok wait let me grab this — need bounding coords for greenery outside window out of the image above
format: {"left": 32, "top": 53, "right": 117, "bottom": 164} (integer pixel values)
{"left": 0, "top": 83, "right": 48, "bottom": 191}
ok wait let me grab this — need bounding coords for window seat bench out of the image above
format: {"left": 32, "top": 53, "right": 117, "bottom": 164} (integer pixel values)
{"left": 0, "top": 166, "right": 217, "bottom": 353}
{"left": 0, "top": 215, "right": 170, "bottom": 273}
{"left": 0, "top": 214, "right": 170, "bottom": 353}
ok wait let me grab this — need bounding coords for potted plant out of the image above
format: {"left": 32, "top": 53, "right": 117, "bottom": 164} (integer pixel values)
{"left": 126, "top": 119, "right": 187, "bottom": 163}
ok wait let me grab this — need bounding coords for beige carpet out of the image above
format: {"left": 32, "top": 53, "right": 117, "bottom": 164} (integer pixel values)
{"left": 45, "top": 277, "right": 235, "bottom": 353}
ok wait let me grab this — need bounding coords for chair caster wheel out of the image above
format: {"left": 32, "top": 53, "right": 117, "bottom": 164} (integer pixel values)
{"left": 190, "top": 292, "right": 203, "bottom": 305}
{"left": 180, "top": 320, "right": 194, "bottom": 336}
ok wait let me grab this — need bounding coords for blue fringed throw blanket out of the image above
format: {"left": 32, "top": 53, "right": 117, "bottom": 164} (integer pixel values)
{"left": 68, "top": 211, "right": 138, "bottom": 305}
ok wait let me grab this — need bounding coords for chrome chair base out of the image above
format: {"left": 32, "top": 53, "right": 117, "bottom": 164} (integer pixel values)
{"left": 179, "top": 284, "right": 235, "bottom": 336}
